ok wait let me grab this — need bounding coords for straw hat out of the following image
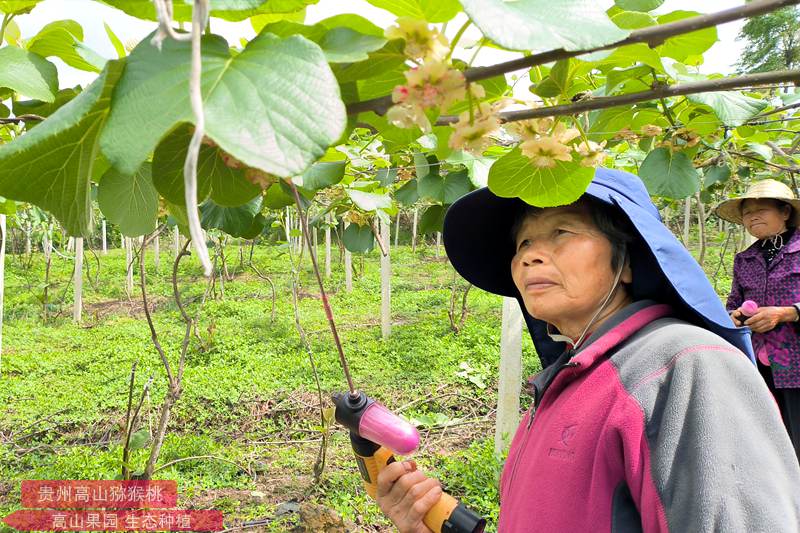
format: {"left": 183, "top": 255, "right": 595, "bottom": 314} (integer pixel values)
{"left": 715, "top": 179, "right": 800, "bottom": 226}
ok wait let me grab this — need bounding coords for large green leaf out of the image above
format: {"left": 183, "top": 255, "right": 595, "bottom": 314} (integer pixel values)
{"left": 461, "top": 0, "right": 628, "bottom": 52}
{"left": 100, "top": 31, "right": 345, "bottom": 179}
{"left": 614, "top": 0, "right": 663, "bottom": 11}
{"left": 320, "top": 27, "right": 386, "bottom": 63}
{"left": 342, "top": 223, "right": 374, "bottom": 252}
{"left": 0, "top": 197, "right": 16, "bottom": 215}
{"left": 687, "top": 92, "right": 768, "bottom": 127}
{"left": 395, "top": 179, "right": 419, "bottom": 206}
{"left": 98, "top": 163, "right": 158, "bottom": 236}
{"left": 657, "top": 11, "right": 717, "bottom": 63}
{"left": 200, "top": 196, "right": 263, "bottom": 237}
{"left": 27, "top": 20, "right": 106, "bottom": 73}
{"left": 638, "top": 147, "right": 700, "bottom": 199}
{"left": 488, "top": 149, "right": 594, "bottom": 206}
{"left": 0, "top": 46, "right": 57, "bottom": 102}
{"left": 12, "top": 88, "right": 81, "bottom": 130}
{"left": 703, "top": 164, "right": 730, "bottom": 189}
{"left": 298, "top": 161, "right": 346, "bottom": 190}
{"left": 443, "top": 170, "right": 471, "bottom": 204}
{"left": 347, "top": 189, "right": 391, "bottom": 212}
{"left": 152, "top": 124, "right": 260, "bottom": 207}
{"left": 263, "top": 182, "right": 294, "bottom": 209}
{"left": 0, "top": 0, "right": 41, "bottom": 14}
{"left": 336, "top": 40, "right": 406, "bottom": 84}
{"left": 418, "top": 173, "right": 444, "bottom": 203}
{"left": 0, "top": 61, "right": 123, "bottom": 236}
{"left": 96, "top": 0, "right": 316, "bottom": 22}
{"left": 419, "top": 205, "right": 446, "bottom": 234}
{"left": 365, "top": 0, "right": 460, "bottom": 23}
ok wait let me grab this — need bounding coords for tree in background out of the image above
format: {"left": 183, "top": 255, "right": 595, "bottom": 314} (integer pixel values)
{"left": 737, "top": 5, "right": 800, "bottom": 73}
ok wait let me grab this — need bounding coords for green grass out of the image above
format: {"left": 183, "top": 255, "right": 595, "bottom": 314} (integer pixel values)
{"left": 0, "top": 239, "right": 539, "bottom": 532}
{"left": 0, "top": 224, "right": 739, "bottom": 531}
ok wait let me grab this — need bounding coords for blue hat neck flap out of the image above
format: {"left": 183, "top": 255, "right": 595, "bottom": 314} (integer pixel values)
{"left": 443, "top": 167, "right": 755, "bottom": 368}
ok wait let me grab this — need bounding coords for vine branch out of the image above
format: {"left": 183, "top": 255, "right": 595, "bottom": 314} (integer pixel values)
{"left": 437, "top": 70, "right": 800, "bottom": 125}
{"left": 346, "top": 0, "right": 800, "bottom": 116}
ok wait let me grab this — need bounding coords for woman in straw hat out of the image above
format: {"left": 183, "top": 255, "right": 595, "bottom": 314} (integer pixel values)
{"left": 375, "top": 169, "right": 800, "bottom": 532}
{"left": 717, "top": 178, "right": 800, "bottom": 462}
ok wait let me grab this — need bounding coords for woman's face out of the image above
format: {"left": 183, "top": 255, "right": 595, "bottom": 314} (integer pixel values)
{"left": 510, "top": 203, "right": 632, "bottom": 339}
{"left": 741, "top": 199, "right": 790, "bottom": 239}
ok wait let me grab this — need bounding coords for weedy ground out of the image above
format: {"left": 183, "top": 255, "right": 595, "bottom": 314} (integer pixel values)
{"left": 0, "top": 226, "right": 735, "bottom": 532}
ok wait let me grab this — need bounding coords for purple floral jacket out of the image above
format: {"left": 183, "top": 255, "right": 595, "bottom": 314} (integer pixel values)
{"left": 727, "top": 231, "right": 800, "bottom": 388}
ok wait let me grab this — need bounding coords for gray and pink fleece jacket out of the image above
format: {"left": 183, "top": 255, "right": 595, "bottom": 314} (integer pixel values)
{"left": 498, "top": 301, "right": 800, "bottom": 532}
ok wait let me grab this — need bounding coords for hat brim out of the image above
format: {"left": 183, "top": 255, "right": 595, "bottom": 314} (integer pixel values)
{"left": 715, "top": 197, "right": 800, "bottom": 226}
{"left": 443, "top": 168, "right": 755, "bottom": 367}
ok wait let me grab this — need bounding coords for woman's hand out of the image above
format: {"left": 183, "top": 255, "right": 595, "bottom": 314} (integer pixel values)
{"left": 730, "top": 309, "right": 744, "bottom": 327}
{"left": 375, "top": 460, "right": 441, "bottom": 533}
{"left": 744, "top": 306, "right": 797, "bottom": 333}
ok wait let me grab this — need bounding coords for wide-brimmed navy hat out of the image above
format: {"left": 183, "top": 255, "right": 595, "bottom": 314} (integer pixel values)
{"left": 443, "top": 167, "right": 755, "bottom": 368}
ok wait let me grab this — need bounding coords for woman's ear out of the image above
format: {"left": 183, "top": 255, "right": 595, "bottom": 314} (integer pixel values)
{"left": 621, "top": 252, "right": 633, "bottom": 285}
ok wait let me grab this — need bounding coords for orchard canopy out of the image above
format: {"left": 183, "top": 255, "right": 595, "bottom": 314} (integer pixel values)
{"left": 1, "top": 0, "right": 800, "bottom": 261}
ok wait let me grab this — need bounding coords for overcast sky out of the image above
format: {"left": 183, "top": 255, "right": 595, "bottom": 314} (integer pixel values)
{"left": 14, "top": 0, "right": 747, "bottom": 90}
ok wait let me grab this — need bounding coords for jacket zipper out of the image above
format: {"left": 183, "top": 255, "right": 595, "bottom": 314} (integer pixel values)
{"left": 505, "top": 361, "right": 579, "bottom": 491}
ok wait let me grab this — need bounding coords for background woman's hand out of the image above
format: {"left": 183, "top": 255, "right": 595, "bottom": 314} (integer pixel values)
{"left": 730, "top": 309, "right": 744, "bottom": 327}
{"left": 744, "top": 306, "right": 795, "bottom": 333}
{"left": 375, "top": 460, "right": 441, "bottom": 533}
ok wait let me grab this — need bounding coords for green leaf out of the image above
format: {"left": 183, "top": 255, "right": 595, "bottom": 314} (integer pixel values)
{"left": 298, "top": 161, "right": 346, "bottom": 190}
{"left": 395, "top": 179, "right": 419, "bottom": 206}
{"left": 0, "top": 46, "right": 58, "bottom": 102}
{"left": 611, "top": 11, "right": 656, "bottom": 30}
{"left": 0, "top": 61, "right": 123, "bottom": 236}
{"left": 100, "top": 32, "right": 346, "bottom": 179}
{"left": 638, "top": 147, "right": 700, "bottom": 199}
{"left": 27, "top": 20, "right": 106, "bottom": 73}
{"left": 96, "top": 0, "right": 317, "bottom": 23}
{"left": 588, "top": 107, "right": 635, "bottom": 141}
{"left": 605, "top": 65, "right": 651, "bottom": 93}
{"left": 263, "top": 182, "right": 294, "bottom": 209}
{"left": 240, "top": 213, "right": 267, "bottom": 239}
{"left": 318, "top": 14, "right": 384, "bottom": 37}
{"left": 12, "top": 88, "right": 80, "bottom": 123}
{"left": 342, "top": 223, "right": 374, "bottom": 252}
{"left": 460, "top": 0, "right": 628, "bottom": 52}
{"left": 657, "top": 11, "right": 717, "bottom": 62}
{"left": 320, "top": 27, "right": 386, "bottom": 63}
{"left": 251, "top": 9, "right": 307, "bottom": 32}
{"left": 703, "top": 164, "right": 730, "bottom": 188}
{"left": 419, "top": 205, "right": 446, "bottom": 234}
{"left": 687, "top": 92, "right": 768, "bottom": 127}
{"left": 347, "top": 189, "right": 391, "bottom": 212}
{"left": 376, "top": 168, "right": 398, "bottom": 187}
{"left": 0, "top": 0, "right": 41, "bottom": 15}
{"left": 337, "top": 39, "right": 406, "bottom": 84}
{"left": 98, "top": 163, "right": 158, "bottom": 237}
{"left": 414, "top": 153, "right": 438, "bottom": 179}
{"left": 443, "top": 170, "right": 471, "bottom": 204}
{"left": 128, "top": 428, "right": 150, "bottom": 451}
{"left": 200, "top": 196, "right": 263, "bottom": 237}
{"left": 365, "top": 0, "right": 460, "bottom": 23}
{"left": 3, "top": 19, "right": 20, "bottom": 46}
{"left": 418, "top": 173, "right": 444, "bottom": 203}
{"left": 0, "top": 198, "right": 16, "bottom": 215}
{"left": 746, "top": 142, "right": 773, "bottom": 161}
{"left": 488, "top": 149, "right": 594, "bottom": 206}
{"left": 614, "top": 0, "right": 663, "bottom": 11}
{"left": 151, "top": 124, "right": 261, "bottom": 208}
{"left": 104, "top": 22, "right": 127, "bottom": 59}
{"left": 596, "top": 43, "right": 663, "bottom": 72}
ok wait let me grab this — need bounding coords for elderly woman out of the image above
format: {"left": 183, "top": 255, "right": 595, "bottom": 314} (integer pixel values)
{"left": 717, "top": 179, "right": 800, "bottom": 462}
{"left": 376, "top": 168, "right": 800, "bottom": 532}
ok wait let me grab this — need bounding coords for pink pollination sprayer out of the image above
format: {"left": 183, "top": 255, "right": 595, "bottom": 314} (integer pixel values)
{"left": 333, "top": 391, "right": 486, "bottom": 533}
{"left": 740, "top": 300, "right": 769, "bottom": 365}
